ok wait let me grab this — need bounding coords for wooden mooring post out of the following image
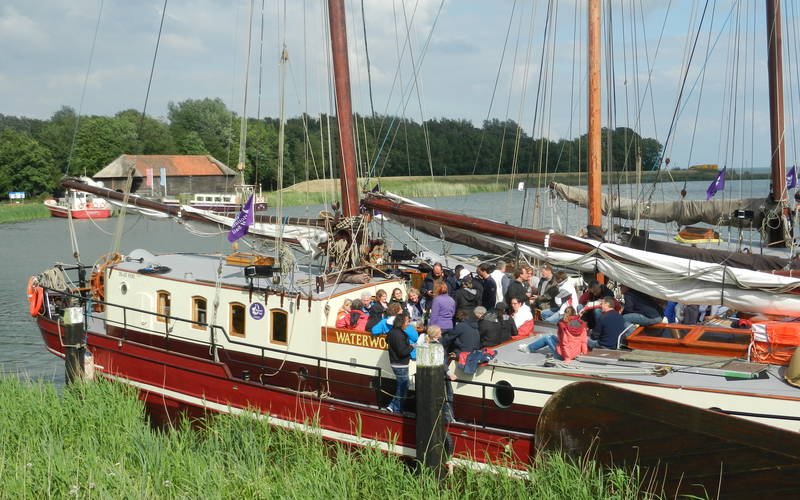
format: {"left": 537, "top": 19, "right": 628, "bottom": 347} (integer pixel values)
{"left": 415, "top": 342, "right": 448, "bottom": 472}
{"left": 63, "top": 306, "right": 85, "bottom": 384}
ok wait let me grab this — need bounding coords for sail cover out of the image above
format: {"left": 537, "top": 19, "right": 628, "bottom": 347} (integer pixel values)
{"left": 550, "top": 182, "right": 772, "bottom": 227}
{"left": 368, "top": 192, "right": 800, "bottom": 316}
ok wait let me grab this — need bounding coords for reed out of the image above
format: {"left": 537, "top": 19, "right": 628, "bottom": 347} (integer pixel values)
{"left": 0, "top": 202, "right": 49, "bottom": 223}
{"left": 0, "top": 376, "right": 665, "bottom": 499}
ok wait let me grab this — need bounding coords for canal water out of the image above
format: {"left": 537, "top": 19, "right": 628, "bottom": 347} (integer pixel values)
{"left": 0, "top": 179, "right": 768, "bottom": 384}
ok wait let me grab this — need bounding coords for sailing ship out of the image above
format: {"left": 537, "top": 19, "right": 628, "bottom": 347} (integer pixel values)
{"left": 27, "top": 0, "right": 800, "bottom": 475}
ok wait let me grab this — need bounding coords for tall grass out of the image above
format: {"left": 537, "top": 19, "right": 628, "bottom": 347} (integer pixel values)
{"left": 0, "top": 202, "right": 49, "bottom": 223}
{"left": 0, "top": 376, "right": 664, "bottom": 499}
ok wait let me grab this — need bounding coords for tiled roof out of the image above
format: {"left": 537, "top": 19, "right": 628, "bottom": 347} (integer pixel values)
{"left": 94, "top": 155, "right": 237, "bottom": 178}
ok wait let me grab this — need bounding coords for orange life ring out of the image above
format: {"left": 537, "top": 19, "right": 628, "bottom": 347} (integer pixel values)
{"left": 27, "top": 277, "right": 43, "bottom": 317}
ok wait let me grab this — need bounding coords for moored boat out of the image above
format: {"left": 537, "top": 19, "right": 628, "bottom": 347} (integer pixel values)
{"left": 44, "top": 185, "right": 111, "bottom": 219}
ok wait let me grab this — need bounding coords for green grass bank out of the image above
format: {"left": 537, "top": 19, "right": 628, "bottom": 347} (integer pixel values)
{"left": 0, "top": 376, "right": 664, "bottom": 499}
{"left": 0, "top": 202, "right": 49, "bottom": 223}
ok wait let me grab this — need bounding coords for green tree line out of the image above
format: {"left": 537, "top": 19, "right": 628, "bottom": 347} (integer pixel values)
{"left": 0, "top": 97, "right": 662, "bottom": 197}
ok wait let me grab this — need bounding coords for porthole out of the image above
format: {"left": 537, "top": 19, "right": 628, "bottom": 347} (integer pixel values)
{"left": 493, "top": 380, "right": 515, "bottom": 408}
{"left": 120, "top": 282, "right": 128, "bottom": 295}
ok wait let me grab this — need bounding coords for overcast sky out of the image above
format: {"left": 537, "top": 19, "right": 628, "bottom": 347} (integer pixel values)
{"left": 3, "top": 0, "right": 800, "bottom": 172}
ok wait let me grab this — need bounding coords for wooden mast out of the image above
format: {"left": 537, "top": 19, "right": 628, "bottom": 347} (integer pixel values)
{"left": 587, "top": 0, "right": 602, "bottom": 235}
{"left": 766, "top": 0, "right": 789, "bottom": 245}
{"left": 328, "top": 0, "right": 360, "bottom": 217}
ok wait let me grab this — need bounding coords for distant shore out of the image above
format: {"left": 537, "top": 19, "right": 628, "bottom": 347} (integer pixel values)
{"left": 270, "top": 170, "right": 771, "bottom": 207}
{"left": 1, "top": 170, "right": 770, "bottom": 222}
{"left": 0, "top": 202, "right": 49, "bottom": 223}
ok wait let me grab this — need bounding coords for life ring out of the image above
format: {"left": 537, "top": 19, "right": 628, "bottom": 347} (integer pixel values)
{"left": 27, "top": 277, "right": 43, "bottom": 317}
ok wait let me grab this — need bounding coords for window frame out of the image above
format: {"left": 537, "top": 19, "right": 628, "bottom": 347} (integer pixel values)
{"left": 192, "top": 296, "right": 207, "bottom": 330}
{"left": 230, "top": 302, "right": 246, "bottom": 338}
{"left": 156, "top": 290, "right": 171, "bottom": 323}
{"left": 270, "top": 308, "right": 288, "bottom": 345}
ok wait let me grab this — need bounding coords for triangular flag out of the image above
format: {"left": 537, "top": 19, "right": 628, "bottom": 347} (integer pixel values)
{"left": 706, "top": 168, "right": 726, "bottom": 200}
{"left": 227, "top": 194, "right": 255, "bottom": 243}
{"left": 787, "top": 165, "right": 797, "bottom": 190}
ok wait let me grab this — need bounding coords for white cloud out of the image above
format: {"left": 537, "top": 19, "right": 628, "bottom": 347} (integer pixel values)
{"left": 0, "top": 5, "right": 48, "bottom": 46}
{"left": 163, "top": 33, "right": 205, "bottom": 52}
{"left": 46, "top": 65, "right": 139, "bottom": 90}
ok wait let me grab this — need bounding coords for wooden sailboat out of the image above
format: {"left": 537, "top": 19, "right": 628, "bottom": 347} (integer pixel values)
{"left": 27, "top": 0, "right": 800, "bottom": 478}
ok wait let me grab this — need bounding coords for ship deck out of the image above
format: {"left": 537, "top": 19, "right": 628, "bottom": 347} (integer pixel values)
{"left": 491, "top": 324, "right": 799, "bottom": 400}
{"left": 115, "top": 249, "right": 401, "bottom": 299}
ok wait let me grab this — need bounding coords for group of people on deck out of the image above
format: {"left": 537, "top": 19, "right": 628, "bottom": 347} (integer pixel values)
{"left": 333, "top": 260, "right": 671, "bottom": 412}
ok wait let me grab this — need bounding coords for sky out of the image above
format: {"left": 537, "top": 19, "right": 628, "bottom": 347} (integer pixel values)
{"left": 3, "top": 0, "right": 800, "bottom": 172}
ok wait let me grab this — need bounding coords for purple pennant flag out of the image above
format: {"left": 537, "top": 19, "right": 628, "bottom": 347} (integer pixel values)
{"left": 787, "top": 165, "right": 797, "bottom": 190}
{"left": 227, "top": 194, "right": 255, "bottom": 242}
{"left": 706, "top": 167, "right": 726, "bottom": 200}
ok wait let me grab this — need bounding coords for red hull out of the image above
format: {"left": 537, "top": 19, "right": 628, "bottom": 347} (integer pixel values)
{"left": 46, "top": 206, "right": 112, "bottom": 219}
{"left": 37, "top": 317, "right": 534, "bottom": 469}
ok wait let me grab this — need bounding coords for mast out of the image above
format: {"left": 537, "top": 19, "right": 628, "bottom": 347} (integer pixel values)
{"left": 766, "top": 0, "right": 789, "bottom": 245}
{"left": 328, "top": 0, "right": 360, "bottom": 217}
{"left": 587, "top": 0, "right": 602, "bottom": 235}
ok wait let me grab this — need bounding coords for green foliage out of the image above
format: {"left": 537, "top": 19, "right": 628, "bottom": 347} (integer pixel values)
{"left": 6, "top": 102, "right": 664, "bottom": 197}
{"left": 70, "top": 116, "right": 138, "bottom": 176}
{"left": 0, "top": 376, "right": 661, "bottom": 499}
{"left": 168, "top": 98, "right": 235, "bottom": 162}
{"left": 0, "top": 202, "right": 50, "bottom": 222}
{"left": 0, "top": 128, "right": 59, "bottom": 195}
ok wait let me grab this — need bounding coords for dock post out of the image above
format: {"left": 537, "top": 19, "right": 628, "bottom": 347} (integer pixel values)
{"left": 63, "top": 306, "right": 86, "bottom": 384}
{"left": 415, "top": 342, "right": 448, "bottom": 473}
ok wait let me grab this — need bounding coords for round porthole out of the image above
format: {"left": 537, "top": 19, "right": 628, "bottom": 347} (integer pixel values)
{"left": 493, "top": 380, "right": 515, "bottom": 408}
{"left": 120, "top": 282, "right": 128, "bottom": 295}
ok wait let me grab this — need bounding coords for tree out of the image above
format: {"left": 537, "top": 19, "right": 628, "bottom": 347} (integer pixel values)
{"left": 168, "top": 98, "right": 235, "bottom": 163}
{"left": 70, "top": 116, "right": 138, "bottom": 176}
{"left": 0, "top": 128, "right": 59, "bottom": 195}
{"left": 115, "top": 109, "right": 176, "bottom": 154}
{"left": 35, "top": 106, "right": 78, "bottom": 173}
{"left": 179, "top": 131, "right": 208, "bottom": 155}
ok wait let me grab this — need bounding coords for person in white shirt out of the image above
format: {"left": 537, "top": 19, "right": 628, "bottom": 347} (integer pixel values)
{"left": 510, "top": 296, "right": 533, "bottom": 328}
{"left": 540, "top": 271, "right": 579, "bottom": 324}
{"left": 490, "top": 260, "right": 510, "bottom": 304}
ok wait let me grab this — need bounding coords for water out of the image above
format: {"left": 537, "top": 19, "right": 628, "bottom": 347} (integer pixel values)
{"left": 0, "top": 179, "right": 768, "bottom": 383}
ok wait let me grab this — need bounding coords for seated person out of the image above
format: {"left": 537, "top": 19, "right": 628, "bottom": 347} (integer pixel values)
{"left": 620, "top": 285, "right": 663, "bottom": 330}
{"left": 365, "top": 289, "right": 389, "bottom": 331}
{"left": 509, "top": 296, "right": 534, "bottom": 338}
{"left": 519, "top": 307, "right": 588, "bottom": 362}
{"left": 335, "top": 299, "right": 353, "bottom": 328}
{"left": 589, "top": 297, "right": 628, "bottom": 350}
{"left": 445, "top": 309, "right": 481, "bottom": 355}
{"left": 539, "top": 271, "right": 578, "bottom": 324}
{"left": 578, "top": 280, "right": 614, "bottom": 329}
{"left": 348, "top": 299, "right": 369, "bottom": 331}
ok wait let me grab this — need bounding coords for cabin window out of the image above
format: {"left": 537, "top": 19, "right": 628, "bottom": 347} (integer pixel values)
{"left": 192, "top": 296, "right": 207, "bottom": 330}
{"left": 156, "top": 290, "right": 171, "bottom": 322}
{"left": 697, "top": 330, "right": 750, "bottom": 345}
{"left": 271, "top": 309, "right": 288, "bottom": 344}
{"left": 214, "top": 196, "right": 222, "bottom": 202}
{"left": 230, "top": 302, "right": 246, "bottom": 337}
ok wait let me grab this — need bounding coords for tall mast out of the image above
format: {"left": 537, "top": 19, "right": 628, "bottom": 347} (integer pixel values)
{"left": 766, "top": 0, "right": 788, "bottom": 244}
{"left": 587, "top": 0, "right": 602, "bottom": 234}
{"left": 328, "top": 0, "right": 360, "bottom": 217}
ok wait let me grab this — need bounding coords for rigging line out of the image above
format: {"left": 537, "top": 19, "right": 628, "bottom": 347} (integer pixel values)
{"left": 236, "top": 0, "right": 256, "bottom": 174}
{"left": 650, "top": 0, "right": 711, "bottom": 176}
{"left": 467, "top": 0, "right": 519, "bottom": 178}
{"left": 66, "top": 0, "right": 104, "bottom": 176}
{"left": 373, "top": 0, "right": 447, "bottom": 185}
{"left": 360, "top": 0, "right": 376, "bottom": 121}
{"left": 254, "top": 0, "right": 266, "bottom": 192}
{"left": 789, "top": 0, "right": 800, "bottom": 173}
{"left": 225, "top": 2, "right": 243, "bottom": 179}
{"left": 686, "top": 0, "right": 718, "bottom": 179}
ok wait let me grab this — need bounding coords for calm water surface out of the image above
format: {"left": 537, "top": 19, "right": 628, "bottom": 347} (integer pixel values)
{"left": 0, "top": 179, "right": 766, "bottom": 383}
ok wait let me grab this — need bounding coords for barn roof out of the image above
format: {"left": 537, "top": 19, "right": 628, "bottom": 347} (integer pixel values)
{"left": 93, "top": 155, "right": 237, "bottom": 178}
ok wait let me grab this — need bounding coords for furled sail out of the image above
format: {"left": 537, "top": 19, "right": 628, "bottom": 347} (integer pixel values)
{"left": 365, "top": 192, "right": 800, "bottom": 316}
{"left": 550, "top": 182, "right": 773, "bottom": 227}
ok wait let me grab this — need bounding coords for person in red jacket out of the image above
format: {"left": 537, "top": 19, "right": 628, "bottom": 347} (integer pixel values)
{"left": 335, "top": 299, "right": 353, "bottom": 328}
{"left": 518, "top": 307, "right": 588, "bottom": 362}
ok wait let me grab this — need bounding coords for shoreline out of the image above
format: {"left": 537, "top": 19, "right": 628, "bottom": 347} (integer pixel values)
{"left": 1, "top": 171, "right": 770, "bottom": 222}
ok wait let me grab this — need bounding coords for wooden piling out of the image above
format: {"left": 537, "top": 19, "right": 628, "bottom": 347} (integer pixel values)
{"left": 415, "top": 343, "right": 448, "bottom": 472}
{"left": 63, "top": 306, "right": 85, "bottom": 384}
